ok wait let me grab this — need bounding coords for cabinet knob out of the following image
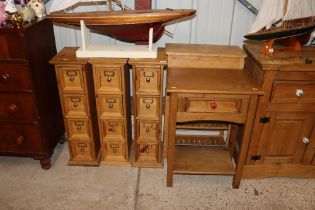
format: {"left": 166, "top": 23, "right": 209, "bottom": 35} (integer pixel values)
{"left": 210, "top": 101, "right": 217, "bottom": 109}
{"left": 108, "top": 104, "right": 113, "bottom": 109}
{"left": 302, "top": 137, "right": 310, "bottom": 145}
{"left": 69, "top": 76, "right": 75, "bottom": 81}
{"left": 107, "top": 77, "right": 112, "bottom": 82}
{"left": 16, "top": 135, "right": 24, "bottom": 145}
{"left": 146, "top": 77, "right": 151, "bottom": 83}
{"left": 145, "top": 128, "right": 150, "bottom": 133}
{"left": 1, "top": 73, "right": 10, "bottom": 83}
{"left": 8, "top": 104, "right": 18, "bottom": 113}
{"left": 296, "top": 89, "right": 304, "bottom": 97}
{"left": 146, "top": 104, "right": 151, "bottom": 109}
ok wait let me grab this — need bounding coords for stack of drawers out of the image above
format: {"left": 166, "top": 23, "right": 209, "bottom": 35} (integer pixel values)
{"left": 50, "top": 48, "right": 100, "bottom": 166}
{"left": 0, "top": 19, "right": 64, "bottom": 169}
{"left": 89, "top": 58, "right": 131, "bottom": 165}
{"left": 129, "top": 49, "right": 167, "bottom": 167}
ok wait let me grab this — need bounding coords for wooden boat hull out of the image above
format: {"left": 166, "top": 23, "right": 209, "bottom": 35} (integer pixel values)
{"left": 47, "top": 9, "right": 196, "bottom": 43}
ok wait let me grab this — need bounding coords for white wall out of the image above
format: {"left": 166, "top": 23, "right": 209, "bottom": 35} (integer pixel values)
{"left": 46, "top": 0, "right": 262, "bottom": 52}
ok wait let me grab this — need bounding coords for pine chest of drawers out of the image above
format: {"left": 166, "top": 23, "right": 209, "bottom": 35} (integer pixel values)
{"left": 0, "top": 19, "right": 64, "bottom": 169}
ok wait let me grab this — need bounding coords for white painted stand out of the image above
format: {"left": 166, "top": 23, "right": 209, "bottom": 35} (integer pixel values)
{"left": 76, "top": 20, "right": 158, "bottom": 58}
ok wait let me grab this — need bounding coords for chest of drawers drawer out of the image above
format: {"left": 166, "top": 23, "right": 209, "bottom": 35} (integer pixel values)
{"left": 135, "top": 67, "right": 161, "bottom": 94}
{"left": 136, "top": 96, "right": 160, "bottom": 119}
{"left": 0, "top": 33, "right": 26, "bottom": 59}
{"left": 93, "top": 66, "right": 122, "bottom": 93}
{"left": 0, "top": 63, "right": 32, "bottom": 91}
{"left": 137, "top": 121, "right": 160, "bottom": 140}
{"left": 55, "top": 66, "right": 86, "bottom": 93}
{"left": 100, "top": 119, "right": 125, "bottom": 140}
{"left": 62, "top": 94, "right": 89, "bottom": 117}
{"left": 68, "top": 140, "right": 96, "bottom": 161}
{"left": 270, "top": 81, "right": 315, "bottom": 104}
{"left": 65, "top": 118, "right": 92, "bottom": 140}
{"left": 97, "top": 94, "right": 124, "bottom": 118}
{"left": 0, "top": 93, "right": 36, "bottom": 121}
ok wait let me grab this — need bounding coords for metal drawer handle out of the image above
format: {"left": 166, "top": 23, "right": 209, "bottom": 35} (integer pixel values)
{"left": 107, "top": 77, "right": 112, "bottom": 82}
{"left": 110, "top": 144, "right": 119, "bottom": 153}
{"left": 146, "top": 77, "right": 151, "bottom": 83}
{"left": 108, "top": 104, "right": 113, "bottom": 109}
{"left": 296, "top": 89, "right": 304, "bottom": 97}
{"left": 145, "top": 128, "right": 150, "bottom": 133}
{"left": 77, "top": 143, "right": 87, "bottom": 152}
{"left": 146, "top": 104, "right": 151, "bottom": 109}
{"left": 302, "top": 137, "right": 310, "bottom": 145}
{"left": 69, "top": 76, "right": 75, "bottom": 81}
{"left": 0, "top": 73, "right": 10, "bottom": 83}
{"left": 73, "top": 102, "right": 79, "bottom": 107}
{"left": 16, "top": 135, "right": 24, "bottom": 145}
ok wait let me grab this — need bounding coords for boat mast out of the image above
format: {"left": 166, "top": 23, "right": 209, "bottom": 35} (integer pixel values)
{"left": 108, "top": 0, "right": 112, "bottom": 12}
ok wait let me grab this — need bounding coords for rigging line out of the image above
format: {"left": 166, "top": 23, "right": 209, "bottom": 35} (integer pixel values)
{"left": 228, "top": 0, "right": 236, "bottom": 45}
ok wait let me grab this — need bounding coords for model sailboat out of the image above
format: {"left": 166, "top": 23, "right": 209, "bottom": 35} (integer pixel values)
{"left": 244, "top": 0, "right": 315, "bottom": 52}
{"left": 47, "top": 0, "right": 196, "bottom": 43}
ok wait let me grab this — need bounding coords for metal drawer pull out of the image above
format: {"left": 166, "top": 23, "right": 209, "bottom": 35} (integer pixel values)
{"left": 0, "top": 73, "right": 10, "bottom": 83}
{"left": 302, "top": 137, "right": 310, "bottom": 144}
{"left": 110, "top": 144, "right": 119, "bottom": 153}
{"left": 143, "top": 98, "right": 153, "bottom": 109}
{"left": 108, "top": 104, "right": 113, "bottom": 109}
{"left": 296, "top": 89, "right": 304, "bottom": 97}
{"left": 75, "top": 121, "right": 84, "bottom": 130}
{"left": 146, "top": 104, "right": 150, "bottom": 109}
{"left": 145, "top": 128, "right": 150, "bottom": 133}
{"left": 104, "top": 71, "right": 115, "bottom": 76}
{"left": 16, "top": 135, "right": 24, "bottom": 145}
{"left": 146, "top": 77, "right": 151, "bottom": 83}
{"left": 69, "top": 76, "right": 75, "bottom": 81}
{"left": 107, "top": 77, "right": 112, "bottom": 82}
{"left": 71, "top": 98, "right": 81, "bottom": 107}
{"left": 66, "top": 71, "right": 78, "bottom": 81}
{"left": 77, "top": 143, "right": 87, "bottom": 152}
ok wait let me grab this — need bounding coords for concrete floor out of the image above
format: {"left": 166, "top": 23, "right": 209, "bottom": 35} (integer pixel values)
{"left": 0, "top": 143, "right": 314, "bottom": 210}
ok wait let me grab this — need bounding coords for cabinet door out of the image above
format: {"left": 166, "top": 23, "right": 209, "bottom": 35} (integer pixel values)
{"left": 248, "top": 112, "right": 314, "bottom": 164}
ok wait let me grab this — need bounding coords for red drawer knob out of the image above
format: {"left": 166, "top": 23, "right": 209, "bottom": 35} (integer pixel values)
{"left": 16, "top": 135, "right": 24, "bottom": 145}
{"left": 1, "top": 73, "right": 10, "bottom": 83}
{"left": 8, "top": 104, "right": 18, "bottom": 113}
{"left": 210, "top": 101, "right": 217, "bottom": 109}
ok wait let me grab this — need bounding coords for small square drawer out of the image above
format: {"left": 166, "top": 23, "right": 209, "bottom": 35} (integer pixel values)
{"left": 135, "top": 67, "right": 161, "bottom": 94}
{"left": 56, "top": 66, "right": 85, "bottom": 93}
{"left": 181, "top": 95, "right": 249, "bottom": 114}
{"left": 103, "top": 141, "right": 127, "bottom": 162}
{"left": 137, "top": 121, "right": 160, "bottom": 141}
{"left": 62, "top": 95, "right": 89, "bottom": 117}
{"left": 136, "top": 142, "right": 160, "bottom": 162}
{"left": 100, "top": 119, "right": 125, "bottom": 140}
{"left": 66, "top": 118, "right": 91, "bottom": 140}
{"left": 137, "top": 96, "right": 160, "bottom": 119}
{"left": 271, "top": 81, "right": 315, "bottom": 103}
{"left": 68, "top": 140, "right": 95, "bottom": 161}
{"left": 93, "top": 67, "right": 122, "bottom": 93}
{"left": 98, "top": 94, "right": 124, "bottom": 118}
{"left": 0, "top": 93, "right": 37, "bottom": 121}
{"left": 0, "top": 63, "right": 32, "bottom": 91}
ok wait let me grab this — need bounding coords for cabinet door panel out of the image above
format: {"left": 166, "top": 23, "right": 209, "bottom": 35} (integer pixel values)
{"left": 249, "top": 112, "right": 314, "bottom": 164}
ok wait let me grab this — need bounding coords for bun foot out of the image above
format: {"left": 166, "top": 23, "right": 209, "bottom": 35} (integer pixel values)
{"left": 40, "top": 158, "right": 52, "bottom": 170}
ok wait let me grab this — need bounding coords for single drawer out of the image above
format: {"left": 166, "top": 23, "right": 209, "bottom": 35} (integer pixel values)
{"left": 68, "top": 140, "right": 95, "bottom": 161}
{"left": 56, "top": 66, "right": 85, "bottom": 93}
{"left": 0, "top": 122, "right": 43, "bottom": 154}
{"left": 180, "top": 95, "right": 249, "bottom": 114}
{"left": 0, "top": 33, "right": 26, "bottom": 59}
{"left": 98, "top": 94, "right": 124, "bottom": 118}
{"left": 137, "top": 96, "right": 160, "bottom": 119}
{"left": 0, "top": 63, "right": 32, "bottom": 91}
{"left": 103, "top": 141, "right": 127, "bottom": 162}
{"left": 66, "top": 118, "right": 91, "bottom": 140}
{"left": 135, "top": 67, "right": 161, "bottom": 94}
{"left": 0, "top": 93, "right": 36, "bottom": 121}
{"left": 62, "top": 94, "right": 89, "bottom": 117}
{"left": 136, "top": 142, "right": 160, "bottom": 162}
{"left": 93, "top": 66, "right": 122, "bottom": 93}
{"left": 137, "top": 121, "right": 159, "bottom": 141}
{"left": 100, "top": 119, "right": 125, "bottom": 140}
{"left": 271, "top": 81, "right": 315, "bottom": 103}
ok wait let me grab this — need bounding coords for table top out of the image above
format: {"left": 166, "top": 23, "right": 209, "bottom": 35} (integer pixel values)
{"left": 167, "top": 68, "right": 263, "bottom": 95}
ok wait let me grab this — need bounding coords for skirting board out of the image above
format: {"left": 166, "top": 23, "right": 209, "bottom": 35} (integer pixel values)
{"left": 76, "top": 44, "right": 158, "bottom": 58}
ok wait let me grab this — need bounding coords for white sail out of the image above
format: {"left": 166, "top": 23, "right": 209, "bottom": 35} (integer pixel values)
{"left": 283, "top": 0, "right": 315, "bottom": 21}
{"left": 248, "top": 0, "right": 286, "bottom": 34}
{"left": 49, "top": 0, "right": 107, "bottom": 13}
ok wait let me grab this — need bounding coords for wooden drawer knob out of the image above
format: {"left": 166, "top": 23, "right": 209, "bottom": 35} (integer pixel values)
{"left": 8, "top": 104, "right": 18, "bottom": 113}
{"left": 0, "top": 73, "right": 10, "bottom": 83}
{"left": 16, "top": 135, "right": 24, "bottom": 145}
{"left": 296, "top": 89, "right": 304, "bottom": 97}
{"left": 210, "top": 101, "right": 217, "bottom": 109}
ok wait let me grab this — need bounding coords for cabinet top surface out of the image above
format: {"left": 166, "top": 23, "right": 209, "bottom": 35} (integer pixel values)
{"left": 244, "top": 43, "right": 315, "bottom": 71}
{"left": 167, "top": 68, "right": 263, "bottom": 95}
{"left": 166, "top": 43, "right": 246, "bottom": 58}
{"left": 50, "top": 47, "right": 89, "bottom": 65}
{"left": 128, "top": 48, "right": 167, "bottom": 65}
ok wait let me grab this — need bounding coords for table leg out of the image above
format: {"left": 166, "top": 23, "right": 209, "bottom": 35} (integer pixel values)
{"left": 167, "top": 93, "right": 177, "bottom": 187}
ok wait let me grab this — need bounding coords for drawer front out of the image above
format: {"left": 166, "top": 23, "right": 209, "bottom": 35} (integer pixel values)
{"left": 98, "top": 94, "right": 124, "bottom": 118}
{"left": 94, "top": 67, "right": 122, "bottom": 93}
{"left": 0, "top": 123, "right": 43, "bottom": 153}
{"left": 0, "top": 33, "right": 26, "bottom": 59}
{"left": 62, "top": 95, "right": 89, "bottom": 117}
{"left": 136, "top": 67, "right": 161, "bottom": 94}
{"left": 100, "top": 119, "right": 125, "bottom": 140}
{"left": 0, "top": 63, "right": 32, "bottom": 91}
{"left": 56, "top": 66, "right": 85, "bottom": 93}
{"left": 137, "top": 121, "right": 159, "bottom": 141}
{"left": 103, "top": 141, "right": 127, "bottom": 161}
{"left": 183, "top": 95, "right": 247, "bottom": 114}
{"left": 136, "top": 142, "right": 159, "bottom": 162}
{"left": 137, "top": 96, "right": 160, "bottom": 119}
{"left": 66, "top": 118, "right": 91, "bottom": 140}
{"left": 0, "top": 93, "right": 37, "bottom": 121}
{"left": 68, "top": 140, "right": 95, "bottom": 161}
{"left": 271, "top": 81, "right": 315, "bottom": 103}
